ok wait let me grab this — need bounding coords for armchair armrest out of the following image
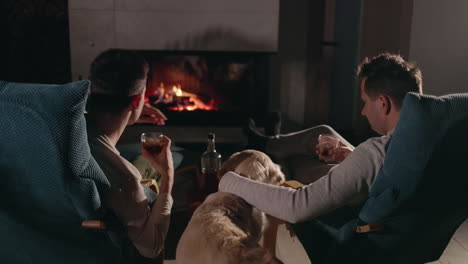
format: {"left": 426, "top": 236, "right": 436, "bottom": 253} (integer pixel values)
{"left": 81, "top": 220, "right": 107, "bottom": 230}
{"left": 82, "top": 178, "right": 160, "bottom": 232}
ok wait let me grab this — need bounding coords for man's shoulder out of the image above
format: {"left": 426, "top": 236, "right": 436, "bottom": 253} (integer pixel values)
{"left": 88, "top": 135, "right": 141, "bottom": 182}
{"left": 360, "top": 133, "right": 391, "bottom": 149}
{"left": 353, "top": 133, "right": 392, "bottom": 159}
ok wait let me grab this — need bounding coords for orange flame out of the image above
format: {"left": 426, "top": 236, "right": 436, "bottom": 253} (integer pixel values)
{"left": 148, "top": 83, "right": 218, "bottom": 111}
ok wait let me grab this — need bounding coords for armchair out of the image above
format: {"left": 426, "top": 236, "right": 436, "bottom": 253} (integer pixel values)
{"left": 262, "top": 93, "right": 468, "bottom": 264}
{"left": 329, "top": 93, "right": 468, "bottom": 263}
{"left": 0, "top": 80, "right": 125, "bottom": 263}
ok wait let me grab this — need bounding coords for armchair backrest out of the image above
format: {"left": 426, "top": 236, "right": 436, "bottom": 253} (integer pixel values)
{"left": 0, "top": 81, "right": 121, "bottom": 263}
{"left": 335, "top": 93, "right": 468, "bottom": 264}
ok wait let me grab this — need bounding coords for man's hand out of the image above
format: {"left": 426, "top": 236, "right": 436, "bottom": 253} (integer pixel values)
{"left": 315, "top": 142, "right": 353, "bottom": 163}
{"left": 333, "top": 146, "right": 353, "bottom": 162}
{"left": 141, "top": 136, "right": 174, "bottom": 193}
{"left": 137, "top": 104, "right": 167, "bottom": 125}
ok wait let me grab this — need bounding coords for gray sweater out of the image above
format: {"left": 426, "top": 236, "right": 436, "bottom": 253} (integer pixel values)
{"left": 218, "top": 133, "right": 392, "bottom": 223}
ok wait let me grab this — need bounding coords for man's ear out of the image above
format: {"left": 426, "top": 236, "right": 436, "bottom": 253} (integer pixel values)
{"left": 379, "top": 95, "right": 392, "bottom": 115}
{"left": 130, "top": 94, "right": 143, "bottom": 109}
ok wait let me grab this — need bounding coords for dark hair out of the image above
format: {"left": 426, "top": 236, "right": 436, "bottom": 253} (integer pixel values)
{"left": 87, "top": 49, "right": 148, "bottom": 112}
{"left": 357, "top": 53, "right": 423, "bottom": 108}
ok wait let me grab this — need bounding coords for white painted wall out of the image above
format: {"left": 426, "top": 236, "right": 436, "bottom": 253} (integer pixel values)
{"left": 409, "top": 0, "right": 468, "bottom": 95}
{"left": 69, "top": 0, "right": 279, "bottom": 80}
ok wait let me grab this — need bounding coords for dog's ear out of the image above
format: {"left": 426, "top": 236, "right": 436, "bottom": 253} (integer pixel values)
{"left": 219, "top": 150, "right": 265, "bottom": 181}
{"left": 267, "top": 164, "right": 285, "bottom": 185}
{"left": 234, "top": 159, "right": 268, "bottom": 182}
{"left": 218, "top": 151, "right": 247, "bottom": 180}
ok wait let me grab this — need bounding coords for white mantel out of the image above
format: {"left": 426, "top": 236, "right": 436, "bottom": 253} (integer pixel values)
{"left": 68, "top": 0, "right": 279, "bottom": 80}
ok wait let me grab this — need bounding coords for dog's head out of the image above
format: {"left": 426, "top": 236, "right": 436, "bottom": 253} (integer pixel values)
{"left": 219, "top": 149, "right": 285, "bottom": 185}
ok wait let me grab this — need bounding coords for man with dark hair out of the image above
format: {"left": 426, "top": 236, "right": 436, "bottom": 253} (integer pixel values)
{"left": 217, "top": 53, "right": 423, "bottom": 263}
{"left": 86, "top": 49, "right": 173, "bottom": 259}
{"left": 357, "top": 53, "right": 422, "bottom": 135}
{"left": 88, "top": 49, "right": 168, "bottom": 124}
{"left": 358, "top": 53, "right": 422, "bottom": 106}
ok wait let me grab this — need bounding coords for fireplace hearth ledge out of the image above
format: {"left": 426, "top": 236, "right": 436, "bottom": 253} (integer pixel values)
{"left": 119, "top": 125, "right": 248, "bottom": 145}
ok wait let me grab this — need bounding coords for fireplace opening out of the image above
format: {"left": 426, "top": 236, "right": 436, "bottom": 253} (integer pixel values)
{"left": 140, "top": 51, "right": 272, "bottom": 126}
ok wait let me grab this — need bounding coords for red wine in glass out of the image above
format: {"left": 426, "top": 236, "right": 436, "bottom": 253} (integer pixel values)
{"left": 143, "top": 141, "right": 163, "bottom": 155}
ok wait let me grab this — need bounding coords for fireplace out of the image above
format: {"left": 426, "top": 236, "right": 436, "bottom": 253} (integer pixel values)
{"left": 140, "top": 51, "right": 272, "bottom": 126}
{"left": 68, "top": 0, "right": 279, "bottom": 127}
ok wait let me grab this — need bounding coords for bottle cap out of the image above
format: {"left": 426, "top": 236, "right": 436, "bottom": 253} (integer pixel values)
{"left": 207, "top": 133, "right": 215, "bottom": 140}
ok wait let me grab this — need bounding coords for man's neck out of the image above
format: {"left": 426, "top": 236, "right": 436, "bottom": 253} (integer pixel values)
{"left": 88, "top": 111, "right": 130, "bottom": 146}
{"left": 384, "top": 110, "right": 401, "bottom": 134}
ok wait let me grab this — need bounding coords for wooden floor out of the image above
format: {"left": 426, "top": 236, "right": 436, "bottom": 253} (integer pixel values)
{"left": 166, "top": 219, "right": 468, "bottom": 264}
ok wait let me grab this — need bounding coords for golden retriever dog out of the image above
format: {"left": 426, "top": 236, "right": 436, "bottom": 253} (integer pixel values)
{"left": 176, "top": 150, "right": 285, "bottom": 264}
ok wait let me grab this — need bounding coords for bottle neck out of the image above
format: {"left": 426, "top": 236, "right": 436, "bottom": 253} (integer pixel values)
{"left": 207, "top": 139, "right": 216, "bottom": 152}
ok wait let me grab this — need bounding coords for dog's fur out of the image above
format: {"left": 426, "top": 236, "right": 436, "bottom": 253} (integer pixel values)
{"left": 176, "top": 150, "right": 285, "bottom": 264}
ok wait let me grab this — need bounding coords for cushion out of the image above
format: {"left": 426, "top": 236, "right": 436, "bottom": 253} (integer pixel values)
{"left": 0, "top": 80, "right": 118, "bottom": 262}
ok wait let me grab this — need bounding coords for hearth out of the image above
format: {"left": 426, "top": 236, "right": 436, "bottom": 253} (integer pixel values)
{"left": 141, "top": 51, "right": 271, "bottom": 126}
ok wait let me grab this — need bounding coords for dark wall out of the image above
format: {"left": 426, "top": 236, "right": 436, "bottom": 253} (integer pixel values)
{"left": 354, "top": 0, "right": 413, "bottom": 140}
{"left": 0, "top": 0, "right": 71, "bottom": 84}
{"left": 329, "top": 0, "right": 362, "bottom": 135}
{"left": 321, "top": 0, "right": 414, "bottom": 143}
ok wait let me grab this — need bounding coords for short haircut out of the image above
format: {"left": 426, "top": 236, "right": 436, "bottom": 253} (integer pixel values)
{"left": 357, "top": 53, "right": 423, "bottom": 108}
{"left": 87, "top": 49, "right": 148, "bottom": 112}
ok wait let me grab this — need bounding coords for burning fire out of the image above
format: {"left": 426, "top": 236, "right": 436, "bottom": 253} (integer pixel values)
{"left": 147, "top": 83, "right": 218, "bottom": 112}
{"left": 173, "top": 86, "right": 183, "bottom": 97}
